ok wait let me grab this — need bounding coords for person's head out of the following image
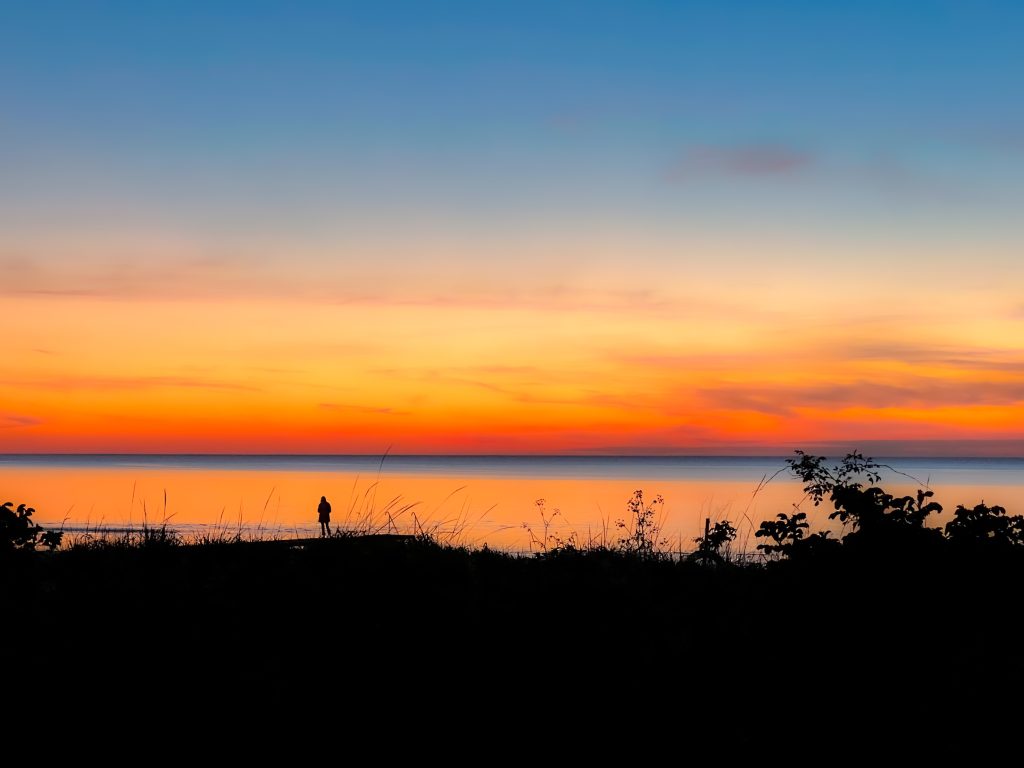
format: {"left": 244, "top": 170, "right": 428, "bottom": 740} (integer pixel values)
{"left": 321, "top": 496, "right": 327, "bottom": 502}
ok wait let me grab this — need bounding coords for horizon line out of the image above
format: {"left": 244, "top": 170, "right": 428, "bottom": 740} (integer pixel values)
{"left": 3, "top": 451, "right": 1023, "bottom": 460}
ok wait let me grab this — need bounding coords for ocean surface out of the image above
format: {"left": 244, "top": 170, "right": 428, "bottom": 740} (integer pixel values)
{"left": 3, "top": 454, "right": 1023, "bottom": 552}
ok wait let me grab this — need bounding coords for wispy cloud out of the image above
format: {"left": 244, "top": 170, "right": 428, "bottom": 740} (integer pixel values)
{"left": 319, "top": 403, "right": 410, "bottom": 416}
{"left": 2, "top": 257, "right": 694, "bottom": 315}
{"left": 848, "top": 152, "right": 963, "bottom": 201}
{"left": 843, "top": 341, "right": 968, "bottom": 362}
{"left": 613, "top": 351, "right": 783, "bottom": 371}
{"left": 938, "top": 359, "right": 1024, "bottom": 373}
{"left": 666, "top": 144, "right": 812, "bottom": 181}
{"left": 0, "top": 413, "right": 42, "bottom": 428}
{"left": 699, "top": 377, "right": 1024, "bottom": 415}
{"left": 457, "top": 365, "right": 544, "bottom": 376}
{"left": 971, "top": 125, "right": 1024, "bottom": 154}
{"left": 843, "top": 341, "right": 1024, "bottom": 372}
{"left": 17, "top": 376, "right": 260, "bottom": 393}
{"left": 0, "top": 254, "right": 282, "bottom": 300}
{"left": 805, "top": 438, "right": 1024, "bottom": 458}
{"left": 330, "top": 286, "right": 689, "bottom": 314}
{"left": 697, "top": 388, "right": 794, "bottom": 417}
{"left": 14, "top": 288, "right": 108, "bottom": 297}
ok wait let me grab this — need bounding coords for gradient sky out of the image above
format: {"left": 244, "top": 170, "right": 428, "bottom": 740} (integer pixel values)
{"left": 3, "top": 1, "right": 1024, "bottom": 454}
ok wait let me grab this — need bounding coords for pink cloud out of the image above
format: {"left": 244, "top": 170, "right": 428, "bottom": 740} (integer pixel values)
{"left": 16, "top": 376, "right": 260, "bottom": 393}
{"left": 667, "top": 144, "right": 812, "bottom": 181}
{"left": 698, "top": 377, "right": 1024, "bottom": 415}
{"left": 319, "top": 403, "right": 411, "bottom": 416}
{"left": 843, "top": 341, "right": 1024, "bottom": 372}
{"left": 0, "top": 413, "right": 43, "bottom": 428}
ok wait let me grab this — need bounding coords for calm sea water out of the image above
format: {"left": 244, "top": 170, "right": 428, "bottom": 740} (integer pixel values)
{"left": 2, "top": 455, "right": 1022, "bottom": 552}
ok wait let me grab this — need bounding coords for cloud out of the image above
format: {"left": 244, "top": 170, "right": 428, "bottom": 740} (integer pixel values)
{"left": 0, "top": 253, "right": 280, "bottom": 301}
{"left": 698, "top": 388, "right": 794, "bottom": 417}
{"left": 857, "top": 154, "right": 931, "bottom": 193}
{"left": 319, "top": 403, "right": 410, "bottom": 416}
{"left": 1, "top": 256, "right": 692, "bottom": 316}
{"left": 448, "top": 365, "right": 544, "bottom": 376}
{"left": 843, "top": 341, "right": 1024, "bottom": 372}
{"left": 330, "top": 286, "right": 687, "bottom": 314}
{"left": 614, "top": 351, "right": 782, "bottom": 371}
{"left": 698, "top": 377, "right": 1024, "bottom": 415}
{"left": 972, "top": 126, "right": 1024, "bottom": 154}
{"left": 804, "top": 439, "right": 1024, "bottom": 458}
{"left": 545, "top": 112, "right": 590, "bottom": 135}
{"left": 996, "top": 135, "right": 1024, "bottom": 153}
{"left": 15, "top": 288, "right": 109, "bottom": 297}
{"left": 666, "top": 144, "right": 812, "bottom": 181}
{"left": 18, "top": 376, "right": 260, "bottom": 393}
{"left": 0, "top": 413, "right": 42, "bottom": 428}
{"left": 935, "top": 358, "right": 1024, "bottom": 373}
{"left": 843, "top": 341, "right": 967, "bottom": 362}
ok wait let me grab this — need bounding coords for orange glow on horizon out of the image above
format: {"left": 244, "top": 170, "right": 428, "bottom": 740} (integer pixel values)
{"left": 4, "top": 289, "right": 1024, "bottom": 455}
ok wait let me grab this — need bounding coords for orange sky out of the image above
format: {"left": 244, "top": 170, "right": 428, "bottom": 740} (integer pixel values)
{"left": 5, "top": 266, "right": 1024, "bottom": 454}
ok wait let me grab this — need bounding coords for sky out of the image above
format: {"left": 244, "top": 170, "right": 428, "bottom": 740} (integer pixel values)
{"left": 3, "top": 1, "right": 1024, "bottom": 455}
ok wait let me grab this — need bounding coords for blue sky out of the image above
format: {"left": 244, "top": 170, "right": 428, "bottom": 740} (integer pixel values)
{"left": 3, "top": 0, "right": 1023, "bottom": 251}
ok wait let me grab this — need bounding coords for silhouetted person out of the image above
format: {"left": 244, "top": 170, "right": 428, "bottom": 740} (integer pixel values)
{"left": 318, "top": 495, "right": 332, "bottom": 537}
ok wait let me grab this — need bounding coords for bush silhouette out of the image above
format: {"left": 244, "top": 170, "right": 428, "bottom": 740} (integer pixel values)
{"left": 945, "top": 502, "right": 1024, "bottom": 548}
{"left": 755, "top": 450, "right": 967, "bottom": 559}
{"left": 755, "top": 512, "right": 809, "bottom": 558}
{"left": 691, "top": 519, "right": 738, "bottom": 565}
{"left": 827, "top": 486, "right": 946, "bottom": 556}
{"left": 0, "top": 501, "right": 62, "bottom": 553}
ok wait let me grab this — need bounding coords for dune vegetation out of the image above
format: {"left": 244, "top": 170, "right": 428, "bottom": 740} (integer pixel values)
{"left": 3, "top": 451, "right": 1021, "bottom": 742}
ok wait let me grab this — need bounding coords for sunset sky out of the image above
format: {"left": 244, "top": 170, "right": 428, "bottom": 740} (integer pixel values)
{"left": 3, "top": 1, "right": 1024, "bottom": 454}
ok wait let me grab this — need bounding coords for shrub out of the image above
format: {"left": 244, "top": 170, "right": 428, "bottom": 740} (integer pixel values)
{"left": 616, "top": 490, "right": 667, "bottom": 558}
{"left": 692, "top": 519, "right": 738, "bottom": 565}
{"left": 945, "top": 502, "right": 1024, "bottom": 548}
{"left": 755, "top": 512, "right": 809, "bottom": 558}
{"left": 0, "top": 501, "right": 62, "bottom": 553}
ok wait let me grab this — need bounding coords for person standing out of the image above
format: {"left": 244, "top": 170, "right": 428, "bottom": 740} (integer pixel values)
{"left": 317, "top": 495, "right": 332, "bottom": 537}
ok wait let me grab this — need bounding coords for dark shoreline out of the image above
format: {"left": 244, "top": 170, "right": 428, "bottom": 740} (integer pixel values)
{"left": 4, "top": 531, "right": 1022, "bottom": 742}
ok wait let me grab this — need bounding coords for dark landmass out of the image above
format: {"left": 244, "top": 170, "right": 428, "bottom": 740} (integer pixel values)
{"left": 4, "top": 452, "right": 1022, "bottom": 749}
{"left": 3, "top": 532, "right": 1021, "bottom": 745}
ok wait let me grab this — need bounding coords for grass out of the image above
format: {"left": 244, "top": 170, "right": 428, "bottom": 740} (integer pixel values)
{"left": 6, "top": 514, "right": 1021, "bottom": 740}
{"left": 58, "top": 476, "right": 498, "bottom": 551}
{"left": 6, "top": 454, "right": 1023, "bottom": 744}
{"left": 33, "top": 451, "right": 779, "bottom": 558}
{"left": 2, "top": 528, "right": 1021, "bottom": 748}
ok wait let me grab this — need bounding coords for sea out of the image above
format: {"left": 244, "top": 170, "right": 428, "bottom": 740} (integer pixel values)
{"left": 2, "top": 454, "right": 1022, "bottom": 553}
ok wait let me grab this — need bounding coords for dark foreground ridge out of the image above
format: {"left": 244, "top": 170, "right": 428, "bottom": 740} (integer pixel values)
{"left": 4, "top": 531, "right": 1023, "bottom": 742}
{"left": 3, "top": 452, "right": 1023, "bottom": 748}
